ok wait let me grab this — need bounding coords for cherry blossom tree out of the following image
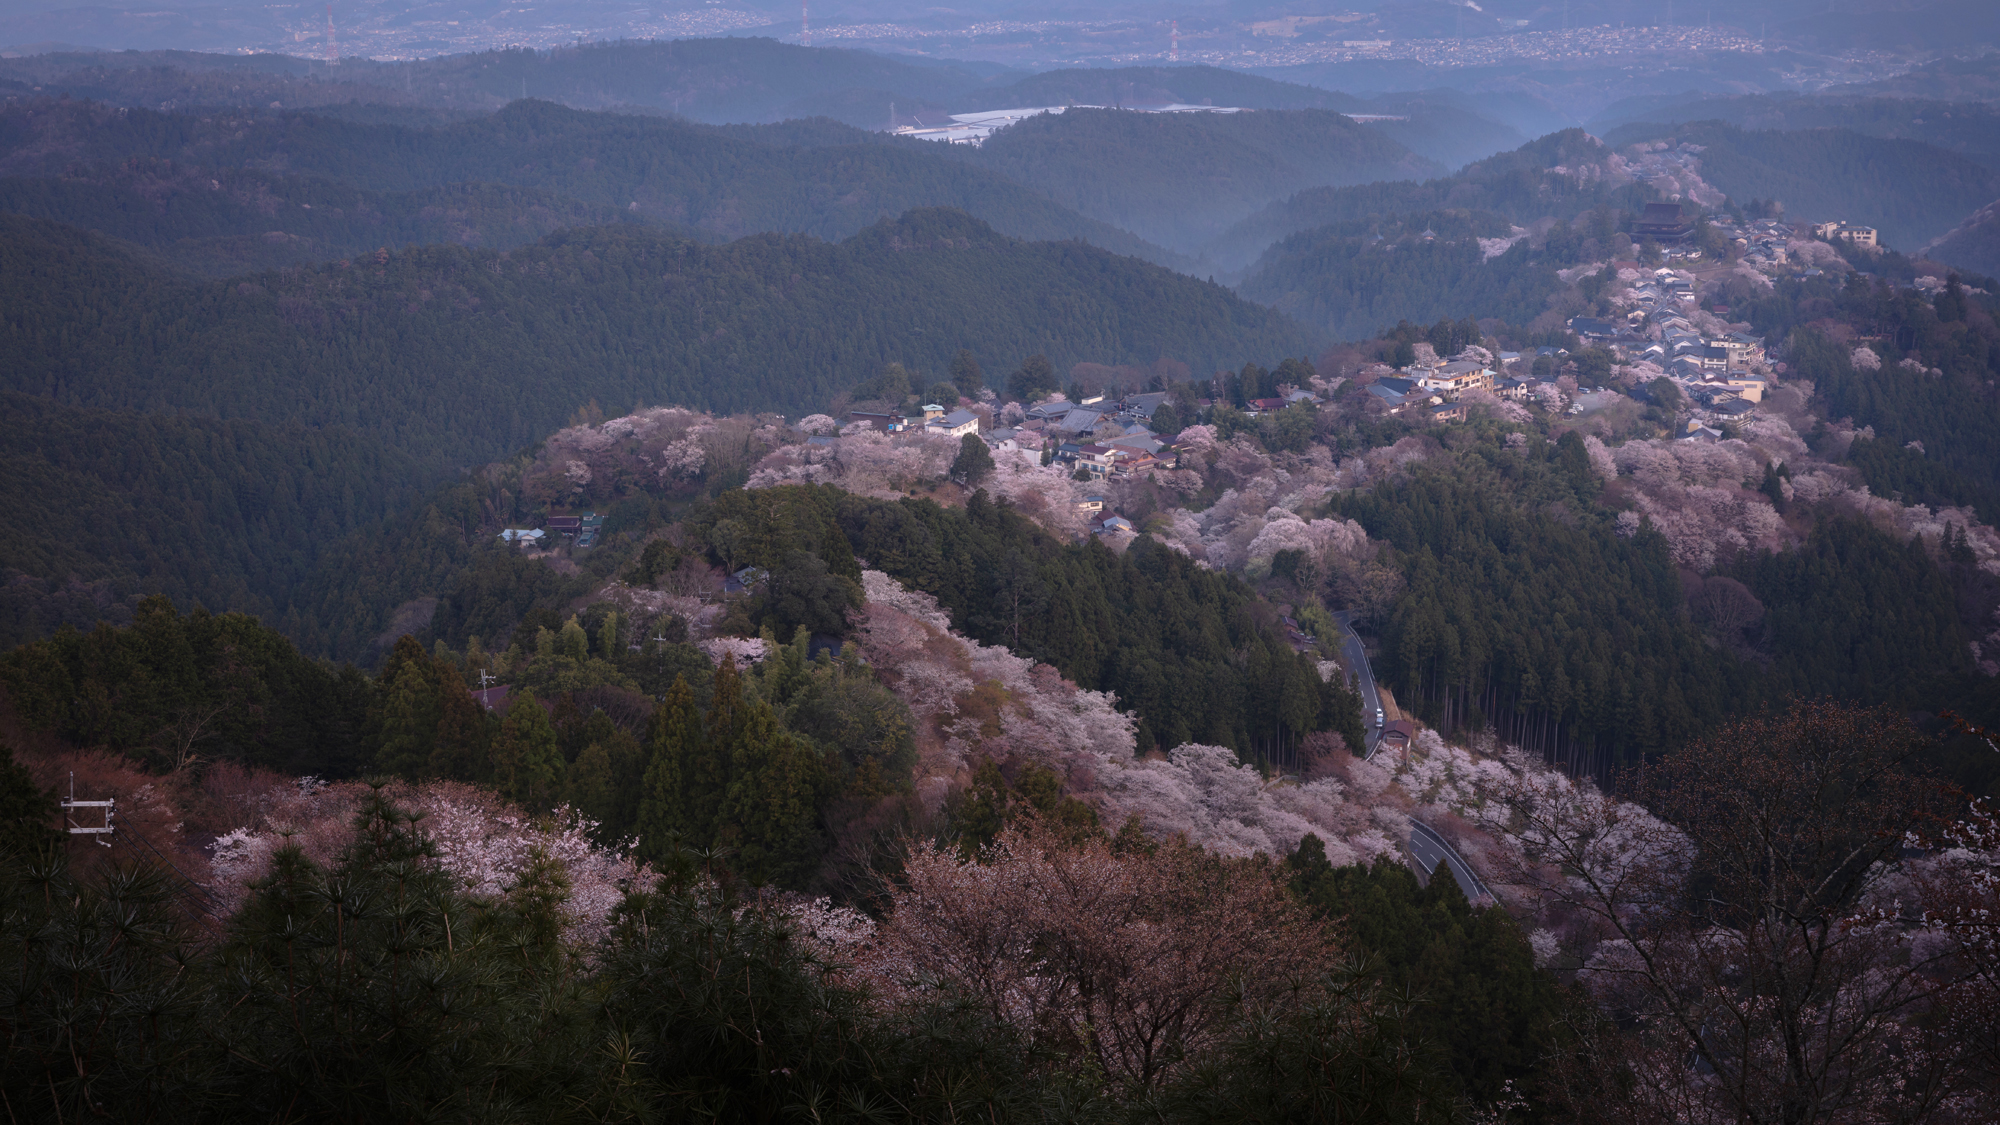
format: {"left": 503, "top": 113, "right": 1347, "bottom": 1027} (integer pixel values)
{"left": 863, "top": 818, "right": 1337, "bottom": 1094}
{"left": 699, "top": 636, "right": 769, "bottom": 665}
{"left": 1489, "top": 702, "right": 1965, "bottom": 1124}
{"left": 208, "top": 779, "right": 654, "bottom": 947}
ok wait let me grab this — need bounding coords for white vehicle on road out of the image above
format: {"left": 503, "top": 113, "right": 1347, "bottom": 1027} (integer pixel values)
{"left": 1375, "top": 708, "right": 1384, "bottom": 727}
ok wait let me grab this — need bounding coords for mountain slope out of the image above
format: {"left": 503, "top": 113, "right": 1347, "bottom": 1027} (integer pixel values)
{"left": 0, "top": 161, "right": 651, "bottom": 276}
{"left": 1207, "top": 129, "right": 1656, "bottom": 270}
{"left": 0, "top": 97, "right": 1183, "bottom": 267}
{"left": 0, "top": 208, "right": 1313, "bottom": 473}
{"left": 1923, "top": 198, "right": 2000, "bottom": 280}
{"left": 1238, "top": 210, "right": 1573, "bottom": 342}
{"left": 962, "top": 106, "right": 1441, "bottom": 257}
{"left": 1599, "top": 120, "right": 2000, "bottom": 250}
{"left": 957, "top": 71, "right": 1525, "bottom": 173}
{"left": 1587, "top": 94, "right": 2000, "bottom": 171}
{"left": 0, "top": 391, "right": 422, "bottom": 651}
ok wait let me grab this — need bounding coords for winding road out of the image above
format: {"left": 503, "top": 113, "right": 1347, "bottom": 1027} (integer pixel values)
{"left": 1330, "top": 611, "right": 1492, "bottom": 904}
{"left": 1409, "top": 819, "right": 1493, "bottom": 903}
{"left": 1331, "top": 610, "right": 1382, "bottom": 758}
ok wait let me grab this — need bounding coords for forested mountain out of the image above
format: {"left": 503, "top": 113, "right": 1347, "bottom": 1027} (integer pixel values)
{"left": 1338, "top": 428, "right": 1989, "bottom": 777}
{"left": 0, "top": 97, "right": 1179, "bottom": 264}
{"left": 1729, "top": 274, "right": 2000, "bottom": 528}
{"left": 1206, "top": 129, "right": 1657, "bottom": 269}
{"left": 1599, "top": 120, "right": 2000, "bottom": 249}
{"left": 816, "top": 490, "right": 1363, "bottom": 756}
{"left": 0, "top": 198, "right": 1307, "bottom": 465}
{"left": 1587, "top": 93, "right": 2000, "bottom": 171}
{"left": 1339, "top": 437, "right": 1732, "bottom": 775}
{"left": 0, "top": 38, "right": 1013, "bottom": 126}
{"left": 954, "top": 67, "right": 1526, "bottom": 172}
{"left": 0, "top": 54, "right": 1524, "bottom": 273}
{"left": 960, "top": 106, "right": 1440, "bottom": 256}
{"left": 1239, "top": 212, "right": 1555, "bottom": 342}
{"left": 1923, "top": 197, "right": 2000, "bottom": 280}
{"left": 0, "top": 393, "right": 420, "bottom": 650}
{"left": 0, "top": 161, "right": 648, "bottom": 276}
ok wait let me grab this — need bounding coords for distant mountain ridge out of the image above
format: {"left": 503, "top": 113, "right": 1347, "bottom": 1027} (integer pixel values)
{"left": 957, "top": 69, "right": 1527, "bottom": 172}
{"left": 0, "top": 38, "right": 1012, "bottom": 126}
{"left": 0, "top": 97, "right": 1187, "bottom": 267}
{"left": 1587, "top": 93, "right": 2000, "bottom": 172}
{"left": 960, "top": 106, "right": 1442, "bottom": 257}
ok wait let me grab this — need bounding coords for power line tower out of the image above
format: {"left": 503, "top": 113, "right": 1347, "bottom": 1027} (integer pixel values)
{"left": 62, "top": 773, "right": 114, "bottom": 847}
{"left": 325, "top": 4, "right": 338, "bottom": 66}
{"left": 802, "top": 0, "right": 810, "bottom": 46}
{"left": 1171, "top": 20, "right": 1179, "bottom": 63}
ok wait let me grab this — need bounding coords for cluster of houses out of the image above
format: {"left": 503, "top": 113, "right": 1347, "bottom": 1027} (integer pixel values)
{"left": 1005, "top": 391, "right": 1181, "bottom": 479}
{"left": 1355, "top": 360, "right": 1492, "bottom": 423}
{"left": 1707, "top": 216, "right": 1807, "bottom": 268}
{"left": 1351, "top": 260, "right": 1777, "bottom": 439}
{"left": 499, "top": 510, "right": 603, "bottom": 550}
{"left": 846, "top": 389, "right": 1209, "bottom": 481}
{"left": 842, "top": 388, "right": 1216, "bottom": 538}
{"left": 845, "top": 400, "right": 982, "bottom": 437}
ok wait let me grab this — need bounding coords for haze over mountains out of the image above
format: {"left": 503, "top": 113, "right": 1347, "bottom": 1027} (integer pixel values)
{"left": 6, "top": 32, "right": 2000, "bottom": 641}
{"left": 7, "top": 12, "right": 2000, "bottom": 1123}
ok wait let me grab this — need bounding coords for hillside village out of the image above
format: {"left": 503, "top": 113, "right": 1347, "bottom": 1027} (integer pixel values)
{"left": 482, "top": 193, "right": 1997, "bottom": 593}
{"left": 12, "top": 21, "right": 2000, "bottom": 1122}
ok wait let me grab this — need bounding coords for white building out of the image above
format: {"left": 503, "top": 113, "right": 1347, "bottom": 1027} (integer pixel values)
{"left": 927, "top": 409, "right": 981, "bottom": 438}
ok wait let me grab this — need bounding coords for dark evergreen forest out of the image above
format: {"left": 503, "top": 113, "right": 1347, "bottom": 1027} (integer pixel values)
{"left": 693, "top": 485, "right": 1368, "bottom": 759}
{"left": 0, "top": 208, "right": 1310, "bottom": 473}
{"left": 1337, "top": 429, "right": 1995, "bottom": 779}
{"left": 0, "top": 164, "right": 646, "bottom": 276}
{"left": 0, "top": 393, "right": 421, "bottom": 650}
{"left": 1242, "top": 209, "right": 1572, "bottom": 340}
